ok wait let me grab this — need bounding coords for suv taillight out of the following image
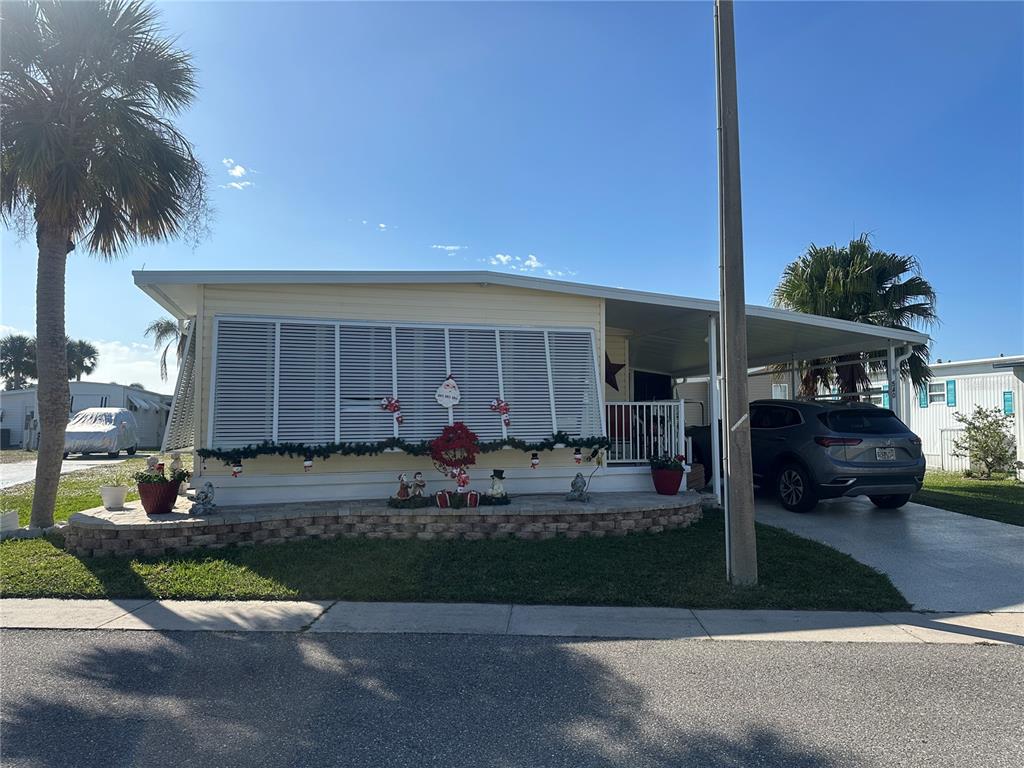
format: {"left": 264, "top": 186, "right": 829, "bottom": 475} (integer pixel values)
{"left": 909, "top": 436, "right": 922, "bottom": 445}
{"left": 814, "top": 436, "right": 863, "bottom": 447}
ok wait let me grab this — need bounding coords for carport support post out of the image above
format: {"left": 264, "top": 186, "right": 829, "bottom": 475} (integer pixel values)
{"left": 887, "top": 342, "right": 898, "bottom": 419}
{"left": 708, "top": 315, "right": 723, "bottom": 508}
{"left": 715, "top": 0, "right": 758, "bottom": 586}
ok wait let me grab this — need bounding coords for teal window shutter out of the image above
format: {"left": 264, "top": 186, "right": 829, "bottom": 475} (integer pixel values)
{"left": 946, "top": 380, "right": 956, "bottom": 407}
{"left": 1004, "top": 391, "right": 1015, "bottom": 416}
{"left": 919, "top": 387, "right": 928, "bottom": 408}
{"left": 882, "top": 383, "right": 890, "bottom": 409}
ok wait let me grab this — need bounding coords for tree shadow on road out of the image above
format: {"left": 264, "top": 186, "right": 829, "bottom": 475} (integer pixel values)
{"left": 1, "top": 631, "right": 858, "bottom": 768}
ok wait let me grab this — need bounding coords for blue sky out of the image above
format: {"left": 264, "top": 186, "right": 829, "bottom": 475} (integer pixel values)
{"left": 2, "top": 1, "right": 1022, "bottom": 392}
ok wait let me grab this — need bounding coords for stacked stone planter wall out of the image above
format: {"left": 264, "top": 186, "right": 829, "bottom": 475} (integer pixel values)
{"left": 63, "top": 492, "right": 703, "bottom": 558}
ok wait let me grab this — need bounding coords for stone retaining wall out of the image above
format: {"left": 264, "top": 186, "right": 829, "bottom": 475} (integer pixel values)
{"left": 64, "top": 492, "right": 703, "bottom": 558}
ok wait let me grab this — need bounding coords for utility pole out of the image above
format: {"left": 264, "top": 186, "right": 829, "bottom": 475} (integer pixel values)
{"left": 714, "top": 0, "right": 758, "bottom": 585}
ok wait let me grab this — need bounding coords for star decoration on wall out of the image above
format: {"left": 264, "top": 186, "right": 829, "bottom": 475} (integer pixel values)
{"left": 605, "top": 354, "right": 625, "bottom": 391}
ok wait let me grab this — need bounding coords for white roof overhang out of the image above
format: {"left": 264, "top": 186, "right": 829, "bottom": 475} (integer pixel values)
{"left": 133, "top": 270, "right": 928, "bottom": 376}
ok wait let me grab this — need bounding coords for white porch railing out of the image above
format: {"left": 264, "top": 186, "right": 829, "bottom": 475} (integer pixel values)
{"left": 605, "top": 400, "right": 688, "bottom": 464}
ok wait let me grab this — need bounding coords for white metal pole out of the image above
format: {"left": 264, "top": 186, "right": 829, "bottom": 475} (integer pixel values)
{"left": 708, "top": 315, "right": 723, "bottom": 506}
{"left": 887, "top": 342, "right": 897, "bottom": 417}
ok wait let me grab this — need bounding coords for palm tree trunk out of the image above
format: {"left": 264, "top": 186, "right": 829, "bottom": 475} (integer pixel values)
{"left": 30, "top": 222, "right": 71, "bottom": 529}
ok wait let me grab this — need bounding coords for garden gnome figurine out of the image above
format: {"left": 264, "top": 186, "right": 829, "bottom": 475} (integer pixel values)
{"left": 190, "top": 481, "right": 216, "bottom": 515}
{"left": 394, "top": 473, "right": 411, "bottom": 500}
{"left": 489, "top": 469, "right": 506, "bottom": 498}
{"left": 411, "top": 472, "right": 426, "bottom": 497}
{"left": 454, "top": 466, "right": 470, "bottom": 494}
{"left": 170, "top": 451, "right": 187, "bottom": 495}
{"left": 566, "top": 472, "right": 589, "bottom": 503}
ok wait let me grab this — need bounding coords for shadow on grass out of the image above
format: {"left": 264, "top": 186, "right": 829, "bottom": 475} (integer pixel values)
{"left": 2, "top": 631, "right": 857, "bottom": 768}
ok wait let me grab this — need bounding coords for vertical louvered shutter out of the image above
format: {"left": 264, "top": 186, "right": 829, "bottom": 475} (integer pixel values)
{"left": 548, "top": 331, "right": 601, "bottom": 436}
{"left": 395, "top": 327, "right": 449, "bottom": 441}
{"left": 448, "top": 328, "right": 503, "bottom": 440}
{"left": 339, "top": 324, "right": 395, "bottom": 440}
{"left": 161, "top": 322, "right": 196, "bottom": 451}
{"left": 212, "top": 320, "right": 276, "bottom": 448}
{"left": 277, "top": 323, "right": 336, "bottom": 444}
{"left": 498, "top": 329, "right": 554, "bottom": 440}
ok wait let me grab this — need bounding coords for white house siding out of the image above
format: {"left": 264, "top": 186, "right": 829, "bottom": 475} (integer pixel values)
{"left": 874, "top": 359, "right": 1024, "bottom": 477}
{"left": 191, "top": 283, "right": 625, "bottom": 502}
{"left": 0, "top": 383, "right": 170, "bottom": 449}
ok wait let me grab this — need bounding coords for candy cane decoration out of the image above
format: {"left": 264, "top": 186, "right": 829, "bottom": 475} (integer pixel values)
{"left": 489, "top": 397, "right": 511, "bottom": 427}
{"left": 380, "top": 396, "right": 403, "bottom": 425}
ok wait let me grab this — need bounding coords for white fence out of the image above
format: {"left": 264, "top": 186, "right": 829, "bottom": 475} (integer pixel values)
{"left": 605, "top": 400, "right": 687, "bottom": 464}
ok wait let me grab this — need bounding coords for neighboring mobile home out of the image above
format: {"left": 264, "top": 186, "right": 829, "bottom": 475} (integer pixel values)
{"left": 135, "top": 270, "right": 928, "bottom": 505}
{"left": 0, "top": 382, "right": 171, "bottom": 450}
{"left": 869, "top": 356, "right": 1024, "bottom": 477}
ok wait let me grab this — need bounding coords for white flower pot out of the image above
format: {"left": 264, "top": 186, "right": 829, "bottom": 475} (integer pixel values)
{"left": 99, "top": 485, "right": 129, "bottom": 511}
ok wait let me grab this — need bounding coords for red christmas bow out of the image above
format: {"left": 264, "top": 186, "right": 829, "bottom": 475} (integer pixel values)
{"left": 380, "top": 396, "right": 404, "bottom": 425}
{"left": 489, "top": 398, "right": 511, "bottom": 426}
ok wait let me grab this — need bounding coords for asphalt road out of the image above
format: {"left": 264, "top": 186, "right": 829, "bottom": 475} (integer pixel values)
{"left": 2, "top": 631, "right": 1021, "bottom": 767}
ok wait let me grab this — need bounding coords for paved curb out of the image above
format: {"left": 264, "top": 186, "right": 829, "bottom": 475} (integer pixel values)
{"left": 2, "top": 599, "right": 1022, "bottom": 644}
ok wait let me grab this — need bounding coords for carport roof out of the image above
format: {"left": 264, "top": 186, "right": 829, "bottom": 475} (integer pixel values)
{"left": 133, "top": 270, "right": 929, "bottom": 377}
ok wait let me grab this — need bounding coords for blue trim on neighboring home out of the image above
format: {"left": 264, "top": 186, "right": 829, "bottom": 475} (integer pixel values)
{"left": 946, "top": 380, "right": 957, "bottom": 407}
{"left": 1004, "top": 391, "right": 1015, "bottom": 416}
{"left": 882, "top": 382, "right": 890, "bottom": 409}
{"left": 919, "top": 387, "right": 928, "bottom": 408}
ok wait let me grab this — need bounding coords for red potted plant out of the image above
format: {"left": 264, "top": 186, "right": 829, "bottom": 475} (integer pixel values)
{"left": 649, "top": 454, "right": 687, "bottom": 496}
{"left": 133, "top": 468, "right": 192, "bottom": 515}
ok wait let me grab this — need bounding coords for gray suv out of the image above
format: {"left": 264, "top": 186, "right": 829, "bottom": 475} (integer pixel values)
{"left": 750, "top": 399, "right": 925, "bottom": 513}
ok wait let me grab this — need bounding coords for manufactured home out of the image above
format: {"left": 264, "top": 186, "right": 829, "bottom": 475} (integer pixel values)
{"left": 868, "top": 356, "right": 1023, "bottom": 477}
{"left": 0, "top": 381, "right": 171, "bottom": 450}
{"left": 135, "top": 270, "right": 929, "bottom": 505}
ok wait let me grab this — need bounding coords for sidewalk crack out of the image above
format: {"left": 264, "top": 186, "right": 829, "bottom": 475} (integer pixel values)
{"left": 299, "top": 600, "right": 337, "bottom": 633}
{"left": 94, "top": 599, "right": 156, "bottom": 629}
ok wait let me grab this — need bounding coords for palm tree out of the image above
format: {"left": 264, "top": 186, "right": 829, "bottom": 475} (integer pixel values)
{"left": 772, "top": 235, "right": 937, "bottom": 398}
{"left": 66, "top": 338, "right": 99, "bottom": 381}
{"left": 144, "top": 316, "right": 189, "bottom": 381}
{"left": 0, "top": 334, "right": 37, "bottom": 390}
{"left": 2, "top": 1, "right": 207, "bottom": 527}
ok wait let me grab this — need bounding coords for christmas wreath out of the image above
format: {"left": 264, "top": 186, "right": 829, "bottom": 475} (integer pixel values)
{"left": 429, "top": 422, "right": 480, "bottom": 475}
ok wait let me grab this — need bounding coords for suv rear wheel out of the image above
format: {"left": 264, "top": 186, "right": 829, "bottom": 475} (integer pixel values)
{"left": 777, "top": 463, "right": 818, "bottom": 513}
{"left": 869, "top": 494, "right": 911, "bottom": 509}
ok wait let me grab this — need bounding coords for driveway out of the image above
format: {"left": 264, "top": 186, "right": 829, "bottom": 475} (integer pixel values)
{"left": 0, "top": 455, "right": 132, "bottom": 490}
{"left": 757, "top": 496, "right": 1024, "bottom": 612}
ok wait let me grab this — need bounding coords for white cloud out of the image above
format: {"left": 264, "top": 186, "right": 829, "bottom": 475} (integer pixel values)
{"left": 489, "top": 254, "right": 513, "bottom": 266}
{"left": 431, "top": 245, "right": 467, "bottom": 252}
{"left": 81, "top": 339, "right": 175, "bottom": 394}
{"left": 378, "top": 223, "right": 388, "bottom": 231}
{"left": 221, "top": 158, "right": 253, "bottom": 189}
{"left": 522, "top": 254, "right": 542, "bottom": 271}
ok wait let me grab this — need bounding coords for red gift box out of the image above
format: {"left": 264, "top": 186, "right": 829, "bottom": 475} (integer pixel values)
{"left": 435, "top": 490, "right": 451, "bottom": 508}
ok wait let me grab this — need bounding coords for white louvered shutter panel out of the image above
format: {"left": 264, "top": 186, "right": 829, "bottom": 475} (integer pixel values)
{"left": 277, "top": 323, "right": 336, "bottom": 444}
{"left": 448, "top": 328, "right": 503, "bottom": 440}
{"left": 161, "top": 323, "right": 196, "bottom": 451}
{"left": 395, "top": 326, "right": 449, "bottom": 441}
{"left": 498, "top": 329, "right": 554, "bottom": 440}
{"left": 548, "top": 331, "right": 601, "bottom": 437}
{"left": 339, "top": 324, "right": 395, "bottom": 441}
{"left": 212, "top": 320, "right": 276, "bottom": 448}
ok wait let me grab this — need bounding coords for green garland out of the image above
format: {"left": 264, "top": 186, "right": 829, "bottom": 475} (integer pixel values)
{"left": 198, "top": 432, "right": 610, "bottom": 465}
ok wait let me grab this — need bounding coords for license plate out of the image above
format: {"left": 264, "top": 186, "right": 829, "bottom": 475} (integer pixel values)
{"left": 875, "top": 447, "right": 896, "bottom": 461}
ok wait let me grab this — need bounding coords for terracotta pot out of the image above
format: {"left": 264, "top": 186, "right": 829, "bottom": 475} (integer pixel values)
{"left": 137, "top": 482, "right": 180, "bottom": 515}
{"left": 651, "top": 468, "right": 683, "bottom": 496}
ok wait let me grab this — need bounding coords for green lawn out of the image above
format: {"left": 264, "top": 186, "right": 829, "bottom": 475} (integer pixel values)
{"left": 0, "top": 449, "right": 36, "bottom": 464}
{"left": 915, "top": 471, "right": 1023, "bottom": 527}
{"left": 1, "top": 454, "right": 187, "bottom": 526}
{"left": 0, "top": 511, "right": 910, "bottom": 610}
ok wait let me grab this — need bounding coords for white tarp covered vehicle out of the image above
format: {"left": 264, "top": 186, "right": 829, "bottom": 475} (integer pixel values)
{"left": 63, "top": 408, "right": 139, "bottom": 458}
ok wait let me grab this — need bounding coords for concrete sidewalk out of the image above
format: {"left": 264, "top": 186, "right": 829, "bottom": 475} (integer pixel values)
{"left": 2, "top": 599, "right": 1022, "bottom": 645}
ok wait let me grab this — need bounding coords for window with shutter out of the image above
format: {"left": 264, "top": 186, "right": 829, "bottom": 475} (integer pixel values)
{"left": 162, "top": 323, "right": 196, "bottom": 451}
{"left": 339, "top": 324, "right": 395, "bottom": 441}
{"left": 548, "top": 331, "right": 601, "bottom": 436}
{"left": 277, "top": 323, "right": 336, "bottom": 444}
{"left": 498, "top": 329, "right": 554, "bottom": 440}
{"left": 448, "top": 328, "right": 503, "bottom": 440}
{"left": 395, "top": 326, "right": 449, "bottom": 441}
{"left": 212, "top": 320, "right": 276, "bottom": 448}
